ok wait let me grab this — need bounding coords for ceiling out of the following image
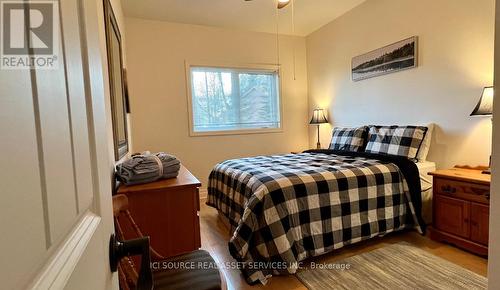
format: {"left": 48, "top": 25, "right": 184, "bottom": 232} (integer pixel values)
{"left": 121, "top": 0, "right": 367, "bottom": 36}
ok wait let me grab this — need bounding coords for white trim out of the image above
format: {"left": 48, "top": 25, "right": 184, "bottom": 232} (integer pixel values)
{"left": 28, "top": 212, "right": 101, "bottom": 290}
{"left": 184, "top": 60, "right": 284, "bottom": 137}
{"left": 190, "top": 127, "right": 283, "bottom": 137}
{"left": 186, "top": 60, "right": 281, "bottom": 72}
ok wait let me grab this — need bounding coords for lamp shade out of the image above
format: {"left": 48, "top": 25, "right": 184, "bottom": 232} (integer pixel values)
{"left": 310, "top": 109, "right": 329, "bottom": 124}
{"left": 471, "top": 86, "right": 494, "bottom": 116}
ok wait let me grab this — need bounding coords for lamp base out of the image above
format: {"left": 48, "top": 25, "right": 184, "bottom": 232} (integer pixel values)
{"left": 316, "top": 125, "right": 321, "bottom": 149}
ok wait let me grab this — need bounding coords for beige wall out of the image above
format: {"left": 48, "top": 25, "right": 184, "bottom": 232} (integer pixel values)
{"left": 124, "top": 18, "right": 309, "bottom": 186}
{"left": 306, "top": 0, "right": 495, "bottom": 168}
{"left": 488, "top": 0, "right": 499, "bottom": 287}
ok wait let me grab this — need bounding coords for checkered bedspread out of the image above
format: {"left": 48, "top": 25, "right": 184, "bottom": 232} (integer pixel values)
{"left": 207, "top": 151, "right": 423, "bottom": 284}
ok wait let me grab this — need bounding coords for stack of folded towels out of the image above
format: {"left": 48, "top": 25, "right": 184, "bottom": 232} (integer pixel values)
{"left": 116, "top": 151, "right": 181, "bottom": 185}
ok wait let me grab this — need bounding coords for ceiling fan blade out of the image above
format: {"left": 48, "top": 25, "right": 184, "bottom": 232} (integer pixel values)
{"left": 244, "top": 0, "right": 291, "bottom": 9}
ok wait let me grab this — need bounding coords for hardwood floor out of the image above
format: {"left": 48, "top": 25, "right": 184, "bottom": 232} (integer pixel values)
{"left": 199, "top": 201, "right": 488, "bottom": 290}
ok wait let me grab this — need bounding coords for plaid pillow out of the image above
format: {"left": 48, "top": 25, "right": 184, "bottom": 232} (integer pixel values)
{"left": 365, "top": 125, "right": 428, "bottom": 160}
{"left": 329, "top": 126, "right": 368, "bottom": 152}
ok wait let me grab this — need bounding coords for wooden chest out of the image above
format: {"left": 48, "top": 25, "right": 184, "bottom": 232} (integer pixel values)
{"left": 117, "top": 165, "right": 201, "bottom": 257}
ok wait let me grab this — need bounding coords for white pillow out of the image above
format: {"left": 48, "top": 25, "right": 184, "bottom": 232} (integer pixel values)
{"left": 416, "top": 123, "right": 434, "bottom": 161}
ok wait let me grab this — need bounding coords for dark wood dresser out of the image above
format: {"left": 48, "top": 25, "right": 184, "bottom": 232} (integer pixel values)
{"left": 117, "top": 165, "right": 201, "bottom": 258}
{"left": 429, "top": 167, "right": 490, "bottom": 256}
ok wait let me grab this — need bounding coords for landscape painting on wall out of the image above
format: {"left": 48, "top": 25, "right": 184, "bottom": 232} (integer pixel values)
{"left": 352, "top": 36, "right": 418, "bottom": 81}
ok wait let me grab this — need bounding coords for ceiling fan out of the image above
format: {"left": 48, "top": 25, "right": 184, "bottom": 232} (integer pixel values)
{"left": 244, "top": 0, "right": 291, "bottom": 9}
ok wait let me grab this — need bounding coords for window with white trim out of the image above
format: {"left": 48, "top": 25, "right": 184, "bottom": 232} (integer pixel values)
{"left": 188, "top": 65, "right": 281, "bottom": 134}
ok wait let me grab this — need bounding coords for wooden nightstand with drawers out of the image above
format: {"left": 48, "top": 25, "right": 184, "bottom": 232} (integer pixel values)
{"left": 428, "top": 166, "right": 490, "bottom": 256}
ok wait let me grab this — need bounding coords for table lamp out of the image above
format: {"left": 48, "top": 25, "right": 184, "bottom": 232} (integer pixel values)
{"left": 310, "top": 108, "right": 329, "bottom": 149}
{"left": 470, "top": 86, "right": 494, "bottom": 174}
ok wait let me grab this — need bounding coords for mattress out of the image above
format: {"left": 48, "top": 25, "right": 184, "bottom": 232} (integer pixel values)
{"left": 416, "top": 161, "right": 436, "bottom": 224}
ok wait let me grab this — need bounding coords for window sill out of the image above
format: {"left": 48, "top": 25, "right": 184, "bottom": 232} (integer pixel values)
{"left": 189, "top": 127, "right": 283, "bottom": 137}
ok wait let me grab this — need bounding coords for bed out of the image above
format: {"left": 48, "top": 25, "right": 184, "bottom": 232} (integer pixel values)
{"left": 207, "top": 149, "right": 426, "bottom": 284}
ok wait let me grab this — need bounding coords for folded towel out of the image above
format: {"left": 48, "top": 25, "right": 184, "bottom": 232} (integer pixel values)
{"left": 122, "top": 171, "right": 180, "bottom": 186}
{"left": 116, "top": 151, "right": 181, "bottom": 185}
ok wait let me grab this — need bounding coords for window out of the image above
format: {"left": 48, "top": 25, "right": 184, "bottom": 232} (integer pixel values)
{"left": 188, "top": 65, "right": 281, "bottom": 135}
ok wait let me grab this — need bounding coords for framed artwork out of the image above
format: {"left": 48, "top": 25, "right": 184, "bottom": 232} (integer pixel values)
{"left": 104, "top": 0, "right": 129, "bottom": 160}
{"left": 352, "top": 36, "right": 418, "bottom": 81}
{"left": 123, "top": 68, "right": 131, "bottom": 113}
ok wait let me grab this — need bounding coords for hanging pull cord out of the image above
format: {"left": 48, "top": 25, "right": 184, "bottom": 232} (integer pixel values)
{"left": 276, "top": 5, "right": 280, "bottom": 65}
{"left": 292, "top": 0, "right": 296, "bottom": 80}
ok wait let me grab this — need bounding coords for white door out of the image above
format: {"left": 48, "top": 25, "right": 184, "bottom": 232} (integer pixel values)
{"left": 0, "top": 0, "right": 118, "bottom": 289}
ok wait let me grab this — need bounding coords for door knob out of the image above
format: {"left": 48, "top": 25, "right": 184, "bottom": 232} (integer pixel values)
{"left": 109, "top": 234, "right": 153, "bottom": 290}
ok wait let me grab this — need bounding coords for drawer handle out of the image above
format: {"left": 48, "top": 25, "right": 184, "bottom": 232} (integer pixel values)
{"left": 470, "top": 187, "right": 488, "bottom": 195}
{"left": 441, "top": 185, "right": 457, "bottom": 194}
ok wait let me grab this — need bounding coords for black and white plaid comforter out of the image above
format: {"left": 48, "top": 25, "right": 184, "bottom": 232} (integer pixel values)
{"left": 207, "top": 150, "right": 423, "bottom": 284}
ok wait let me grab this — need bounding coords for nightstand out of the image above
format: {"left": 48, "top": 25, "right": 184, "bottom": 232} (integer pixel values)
{"left": 428, "top": 166, "right": 490, "bottom": 256}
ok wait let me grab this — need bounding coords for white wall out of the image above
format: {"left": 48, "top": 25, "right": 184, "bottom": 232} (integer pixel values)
{"left": 124, "top": 18, "right": 309, "bottom": 186}
{"left": 306, "top": 0, "right": 495, "bottom": 168}
{"left": 488, "top": 0, "right": 500, "bottom": 287}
